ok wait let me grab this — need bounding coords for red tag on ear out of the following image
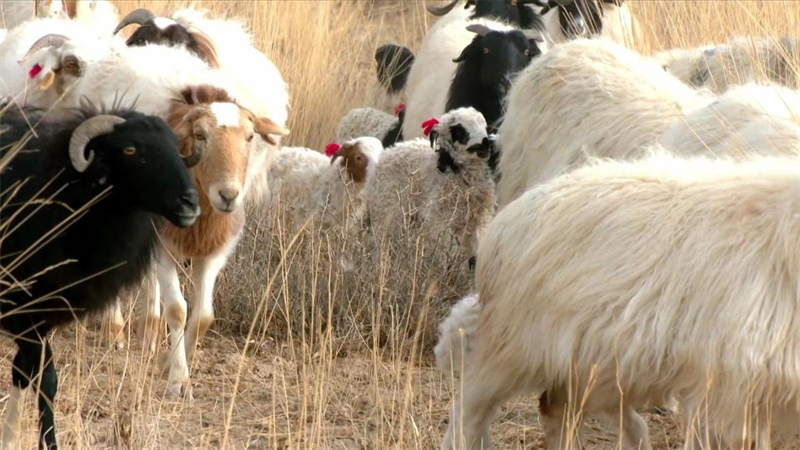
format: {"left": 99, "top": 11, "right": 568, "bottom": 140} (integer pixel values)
{"left": 394, "top": 103, "right": 406, "bottom": 117}
{"left": 421, "top": 118, "right": 439, "bottom": 137}
{"left": 28, "top": 64, "right": 43, "bottom": 79}
{"left": 325, "top": 143, "right": 340, "bottom": 157}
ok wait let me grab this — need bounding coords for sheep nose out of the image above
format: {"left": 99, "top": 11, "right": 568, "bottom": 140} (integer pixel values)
{"left": 180, "top": 190, "right": 199, "bottom": 208}
{"left": 218, "top": 187, "right": 240, "bottom": 207}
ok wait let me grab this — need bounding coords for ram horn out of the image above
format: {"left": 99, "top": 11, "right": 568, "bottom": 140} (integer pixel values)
{"left": 69, "top": 115, "right": 126, "bottom": 172}
{"left": 427, "top": 0, "right": 460, "bottom": 16}
{"left": 113, "top": 8, "right": 156, "bottom": 35}
{"left": 18, "top": 34, "right": 70, "bottom": 65}
{"left": 466, "top": 23, "right": 493, "bottom": 37}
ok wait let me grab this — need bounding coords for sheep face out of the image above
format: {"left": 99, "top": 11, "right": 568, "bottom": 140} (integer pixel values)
{"left": 431, "top": 107, "right": 491, "bottom": 172}
{"left": 72, "top": 112, "right": 201, "bottom": 228}
{"left": 114, "top": 9, "right": 220, "bottom": 68}
{"left": 20, "top": 34, "right": 114, "bottom": 94}
{"left": 331, "top": 136, "right": 383, "bottom": 183}
{"left": 167, "top": 86, "right": 288, "bottom": 214}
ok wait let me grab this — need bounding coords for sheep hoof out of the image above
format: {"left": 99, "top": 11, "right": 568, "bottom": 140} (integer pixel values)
{"left": 166, "top": 369, "right": 193, "bottom": 402}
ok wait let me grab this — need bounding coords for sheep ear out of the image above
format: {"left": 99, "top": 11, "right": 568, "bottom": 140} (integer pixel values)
{"left": 466, "top": 23, "right": 492, "bottom": 37}
{"left": 429, "top": 130, "right": 439, "bottom": 148}
{"left": 253, "top": 116, "right": 290, "bottom": 146}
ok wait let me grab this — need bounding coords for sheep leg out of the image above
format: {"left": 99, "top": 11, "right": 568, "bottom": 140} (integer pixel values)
{"left": 184, "top": 240, "right": 236, "bottom": 365}
{"left": 7, "top": 335, "right": 58, "bottom": 450}
{"left": 602, "top": 404, "right": 652, "bottom": 450}
{"left": 102, "top": 298, "right": 125, "bottom": 350}
{"left": 538, "top": 386, "right": 586, "bottom": 450}
{"left": 137, "top": 269, "right": 161, "bottom": 354}
{"left": 157, "top": 250, "right": 192, "bottom": 400}
{"left": 442, "top": 362, "right": 520, "bottom": 450}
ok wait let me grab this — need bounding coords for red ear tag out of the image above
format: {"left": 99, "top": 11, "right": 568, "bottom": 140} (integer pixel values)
{"left": 325, "top": 143, "right": 340, "bottom": 157}
{"left": 29, "top": 64, "right": 43, "bottom": 79}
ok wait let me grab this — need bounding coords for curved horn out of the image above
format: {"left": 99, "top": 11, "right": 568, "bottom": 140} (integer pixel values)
{"left": 18, "top": 34, "right": 70, "bottom": 65}
{"left": 466, "top": 23, "right": 493, "bottom": 37}
{"left": 68, "top": 115, "right": 126, "bottom": 172}
{"left": 427, "top": 0, "right": 460, "bottom": 16}
{"left": 113, "top": 8, "right": 156, "bottom": 35}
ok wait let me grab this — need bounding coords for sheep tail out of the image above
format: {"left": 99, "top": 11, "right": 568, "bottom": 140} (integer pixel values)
{"left": 434, "top": 293, "right": 482, "bottom": 375}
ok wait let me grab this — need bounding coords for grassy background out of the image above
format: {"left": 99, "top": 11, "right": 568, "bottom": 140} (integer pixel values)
{"left": 2, "top": 0, "right": 800, "bottom": 448}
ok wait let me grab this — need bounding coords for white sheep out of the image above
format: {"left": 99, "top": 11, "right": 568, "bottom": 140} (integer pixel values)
{"left": 495, "top": 37, "right": 714, "bottom": 208}
{"left": 659, "top": 83, "right": 800, "bottom": 157}
{"left": 361, "top": 107, "right": 496, "bottom": 266}
{"left": 651, "top": 43, "right": 723, "bottom": 87}
{"left": 402, "top": 7, "right": 547, "bottom": 140}
{"left": 538, "top": 0, "right": 641, "bottom": 48}
{"left": 439, "top": 149, "right": 800, "bottom": 450}
{"left": 0, "top": 18, "right": 122, "bottom": 107}
{"left": 335, "top": 105, "right": 404, "bottom": 148}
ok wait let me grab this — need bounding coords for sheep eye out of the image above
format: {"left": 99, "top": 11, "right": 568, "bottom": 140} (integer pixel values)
{"left": 136, "top": 39, "right": 145, "bottom": 46}
{"left": 123, "top": 147, "right": 137, "bottom": 156}
{"left": 483, "top": 48, "right": 489, "bottom": 54}
{"left": 246, "top": 133, "right": 254, "bottom": 142}
{"left": 524, "top": 49, "right": 530, "bottom": 56}
{"left": 194, "top": 133, "right": 206, "bottom": 141}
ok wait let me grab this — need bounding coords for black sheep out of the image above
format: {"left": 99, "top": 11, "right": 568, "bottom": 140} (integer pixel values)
{"left": 0, "top": 104, "right": 200, "bottom": 450}
{"left": 374, "top": 44, "right": 416, "bottom": 95}
{"left": 446, "top": 24, "right": 544, "bottom": 135}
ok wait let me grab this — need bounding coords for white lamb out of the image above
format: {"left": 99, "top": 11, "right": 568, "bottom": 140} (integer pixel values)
{"left": 659, "top": 83, "right": 800, "bottom": 157}
{"left": 495, "top": 37, "right": 714, "bottom": 208}
{"left": 439, "top": 149, "right": 800, "bottom": 450}
{"left": 361, "top": 107, "right": 496, "bottom": 266}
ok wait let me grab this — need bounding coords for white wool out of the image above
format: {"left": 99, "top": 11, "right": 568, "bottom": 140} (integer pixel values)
{"left": 443, "top": 150, "right": 800, "bottom": 450}
{"left": 153, "top": 17, "right": 177, "bottom": 30}
{"left": 265, "top": 146, "right": 331, "bottom": 231}
{"left": 495, "top": 37, "right": 715, "bottom": 208}
{"left": 659, "top": 83, "right": 800, "bottom": 157}
{"left": 434, "top": 293, "right": 481, "bottom": 375}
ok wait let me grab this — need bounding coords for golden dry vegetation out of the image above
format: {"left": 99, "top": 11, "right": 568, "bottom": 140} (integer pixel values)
{"left": 2, "top": 0, "right": 800, "bottom": 448}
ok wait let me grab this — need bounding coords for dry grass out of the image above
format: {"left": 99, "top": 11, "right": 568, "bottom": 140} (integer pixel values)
{"left": 2, "top": 0, "right": 800, "bottom": 448}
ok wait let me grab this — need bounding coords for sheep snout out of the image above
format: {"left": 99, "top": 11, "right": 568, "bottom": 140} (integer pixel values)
{"left": 209, "top": 182, "right": 242, "bottom": 212}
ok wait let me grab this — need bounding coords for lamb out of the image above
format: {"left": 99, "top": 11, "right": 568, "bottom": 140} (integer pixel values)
{"left": 536, "top": 0, "right": 641, "bottom": 48}
{"left": 659, "top": 83, "right": 800, "bottom": 157}
{"left": 439, "top": 149, "right": 800, "bottom": 450}
{"left": 495, "top": 37, "right": 714, "bottom": 208}
{"left": 0, "top": 104, "right": 200, "bottom": 450}
{"left": 335, "top": 104, "right": 405, "bottom": 148}
{"left": 144, "top": 85, "right": 289, "bottom": 398}
{"left": 402, "top": 19, "right": 546, "bottom": 140}
{"left": 361, "top": 107, "right": 496, "bottom": 267}
{"left": 266, "top": 137, "right": 384, "bottom": 233}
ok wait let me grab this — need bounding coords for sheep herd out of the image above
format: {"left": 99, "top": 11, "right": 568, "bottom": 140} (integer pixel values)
{"left": 0, "top": 0, "right": 799, "bottom": 449}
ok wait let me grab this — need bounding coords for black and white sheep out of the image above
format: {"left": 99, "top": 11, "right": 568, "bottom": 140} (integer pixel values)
{"left": 403, "top": 19, "right": 546, "bottom": 140}
{"left": 439, "top": 149, "right": 800, "bottom": 449}
{"left": 426, "top": 0, "right": 546, "bottom": 31}
{"left": 536, "top": 0, "right": 641, "bottom": 48}
{"left": 335, "top": 104, "right": 406, "bottom": 148}
{"left": 361, "top": 107, "right": 497, "bottom": 267}
{"left": 0, "top": 104, "right": 200, "bottom": 450}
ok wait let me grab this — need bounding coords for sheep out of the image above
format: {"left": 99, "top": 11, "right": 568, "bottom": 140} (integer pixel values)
{"left": 112, "top": 6, "right": 290, "bottom": 191}
{"left": 426, "top": 0, "right": 547, "bottom": 31}
{"left": 495, "top": 38, "right": 715, "bottom": 209}
{"left": 0, "top": 1, "right": 119, "bottom": 33}
{"left": 0, "top": 20, "right": 123, "bottom": 108}
{"left": 143, "top": 85, "right": 288, "bottom": 398}
{"left": 680, "top": 35, "right": 800, "bottom": 93}
{"left": 659, "top": 83, "right": 800, "bottom": 157}
{"left": 0, "top": 104, "right": 200, "bottom": 450}
{"left": 651, "top": 43, "right": 723, "bottom": 88}
{"left": 373, "top": 43, "right": 415, "bottom": 109}
{"left": 439, "top": 149, "right": 800, "bottom": 450}
{"left": 403, "top": 19, "right": 546, "bottom": 140}
{"left": 536, "top": 0, "right": 641, "bottom": 48}
{"left": 361, "top": 107, "right": 496, "bottom": 268}
{"left": 266, "top": 137, "right": 384, "bottom": 233}
{"left": 335, "top": 104, "right": 405, "bottom": 148}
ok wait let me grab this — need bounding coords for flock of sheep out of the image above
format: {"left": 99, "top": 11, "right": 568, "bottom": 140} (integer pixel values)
{"left": 0, "top": 0, "right": 799, "bottom": 449}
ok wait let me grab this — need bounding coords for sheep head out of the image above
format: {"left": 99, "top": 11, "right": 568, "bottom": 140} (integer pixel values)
{"left": 330, "top": 137, "right": 383, "bottom": 184}
{"left": 539, "top": 0, "right": 608, "bottom": 38}
{"left": 428, "top": 107, "right": 491, "bottom": 174}
{"left": 167, "top": 85, "right": 288, "bottom": 214}
{"left": 113, "top": 8, "right": 220, "bottom": 69}
{"left": 18, "top": 33, "right": 114, "bottom": 94}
